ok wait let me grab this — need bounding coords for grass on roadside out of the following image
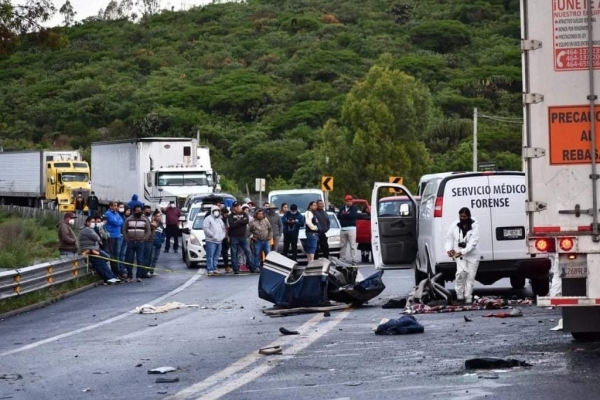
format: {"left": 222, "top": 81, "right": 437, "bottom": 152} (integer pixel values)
{"left": 0, "top": 275, "right": 100, "bottom": 315}
{"left": 0, "top": 209, "right": 62, "bottom": 269}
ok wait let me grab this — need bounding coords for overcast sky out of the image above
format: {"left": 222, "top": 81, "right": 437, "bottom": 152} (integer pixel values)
{"left": 42, "top": 0, "right": 216, "bottom": 27}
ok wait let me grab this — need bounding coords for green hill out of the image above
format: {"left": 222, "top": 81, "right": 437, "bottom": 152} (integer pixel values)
{"left": 0, "top": 0, "right": 523, "bottom": 198}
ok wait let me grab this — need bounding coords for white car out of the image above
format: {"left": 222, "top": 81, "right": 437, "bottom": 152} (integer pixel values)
{"left": 181, "top": 213, "right": 223, "bottom": 268}
{"left": 277, "top": 212, "right": 341, "bottom": 264}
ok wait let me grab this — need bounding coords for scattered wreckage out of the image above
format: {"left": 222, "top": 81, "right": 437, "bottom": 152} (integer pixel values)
{"left": 258, "top": 253, "right": 385, "bottom": 314}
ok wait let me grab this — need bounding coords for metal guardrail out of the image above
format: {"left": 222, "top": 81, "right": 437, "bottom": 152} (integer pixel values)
{"left": 0, "top": 256, "right": 90, "bottom": 300}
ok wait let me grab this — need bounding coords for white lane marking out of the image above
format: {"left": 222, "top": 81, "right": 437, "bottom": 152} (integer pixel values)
{"left": 0, "top": 269, "right": 203, "bottom": 358}
{"left": 166, "top": 310, "right": 351, "bottom": 400}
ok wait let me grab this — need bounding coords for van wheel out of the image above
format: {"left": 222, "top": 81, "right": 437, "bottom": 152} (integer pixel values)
{"left": 530, "top": 278, "right": 549, "bottom": 296}
{"left": 510, "top": 277, "right": 526, "bottom": 289}
{"left": 572, "top": 332, "right": 600, "bottom": 342}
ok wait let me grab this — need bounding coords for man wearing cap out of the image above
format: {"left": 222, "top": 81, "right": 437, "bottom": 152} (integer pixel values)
{"left": 337, "top": 194, "right": 359, "bottom": 265}
{"left": 249, "top": 208, "right": 272, "bottom": 269}
{"left": 265, "top": 203, "right": 283, "bottom": 251}
{"left": 228, "top": 201, "right": 259, "bottom": 274}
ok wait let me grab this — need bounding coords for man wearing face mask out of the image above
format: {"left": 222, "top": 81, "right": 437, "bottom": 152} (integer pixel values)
{"left": 228, "top": 201, "right": 259, "bottom": 274}
{"left": 162, "top": 201, "right": 182, "bottom": 253}
{"left": 105, "top": 201, "right": 127, "bottom": 279}
{"left": 57, "top": 212, "right": 78, "bottom": 258}
{"left": 203, "top": 206, "right": 227, "bottom": 276}
{"left": 74, "top": 192, "right": 85, "bottom": 216}
{"left": 123, "top": 205, "right": 151, "bottom": 282}
{"left": 79, "top": 216, "right": 120, "bottom": 284}
{"left": 87, "top": 191, "right": 99, "bottom": 216}
{"left": 445, "top": 207, "right": 480, "bottom": 305}
{"left": 282, "top": 204, "right": 304, "bottom": 260}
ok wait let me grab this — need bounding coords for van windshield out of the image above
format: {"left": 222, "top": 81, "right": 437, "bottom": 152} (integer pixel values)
{"left": 270, "top": 194, "right": 323, "bottom": 213}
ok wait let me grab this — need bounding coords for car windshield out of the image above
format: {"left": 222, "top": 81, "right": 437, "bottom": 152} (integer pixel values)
{"left": 158, "top": 172, "right": 208, "bottom": 186}
{"left": 192, "top": 215, "right": 206, "bottom": 230}
{"left": 270, "top": 194, "right": 323, "bottom": 213}
{"left": 189, "top": 207, "right": 202, "bottom": 221}
{"left": 61, "top": 173, "right": 89, "bottom": 182}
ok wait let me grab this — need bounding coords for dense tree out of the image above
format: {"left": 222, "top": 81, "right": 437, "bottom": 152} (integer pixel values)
{"left": 0, "top": 0, "right": 525, "bottom": 195}
{"left": 317, "top": 56, "right": 433, "bottom": 200}
{"left": 58, "top": 1, "right": 75, "bottom": 26}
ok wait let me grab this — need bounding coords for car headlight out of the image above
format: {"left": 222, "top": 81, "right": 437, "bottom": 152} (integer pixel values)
{"left": 328, "top": 235, "right": 340, "bottom": 245}
{"left": 190, "top": 234, "right": 201, "bottom": 246}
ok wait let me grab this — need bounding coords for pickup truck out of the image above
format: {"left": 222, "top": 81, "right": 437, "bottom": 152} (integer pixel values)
{"left": 352, "top": 199, "right": 372, "bottom": 263}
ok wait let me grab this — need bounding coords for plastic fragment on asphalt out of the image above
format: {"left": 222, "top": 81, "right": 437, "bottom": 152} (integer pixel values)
{"left": 0, "top": 374, "right": 22, "bottom": 380}
{"left": 259, "top": 345, "right": 282, "bottom": 355}
{"left": 156, "top": 377, "right": 180, "bottom": 383}
{"left": 279, "top": 327, "right": 299, "bottom": 335}
{"left": 465, "top": 358, "right": 532, "bottom": 370}
{"left": 550, "top": 319, "right": 563, "bottom": 331}
{"left": 148, "top": 367, "right": 177, "bottom": 374}
{"left": 82, "top": 388, "right": 92, "bottom": 392}
{"left": 135, "top": 302, "right": 199, "bottom": 314}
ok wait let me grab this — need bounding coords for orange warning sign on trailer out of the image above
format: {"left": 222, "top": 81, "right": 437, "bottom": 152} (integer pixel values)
{"left": 549, "top": 105, "right": 600, "bottom": 165}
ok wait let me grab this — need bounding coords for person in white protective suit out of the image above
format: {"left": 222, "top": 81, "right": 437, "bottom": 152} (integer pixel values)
{"left": 445, "top": 207, "right": 480, "bottom": 304}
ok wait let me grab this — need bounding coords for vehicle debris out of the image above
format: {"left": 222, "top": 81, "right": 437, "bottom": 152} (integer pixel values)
{"left": 0, "top": 374, "right": 22, "bottom": 380}
{"left": 147, "top": 367, "right": 177, "bottom": 374}
{"left": 155, "top": 377, "right": 180, "bottom": 383}
{"left": 464, "top": 316, "right": 473, "bottom": 322}
{"left": 259, "top": 253, "right": 385, "bottom": 309}
{"left": 279, "top": 327, "right": 299, "bottom": 335}
{"left": 259, "top": 345, "right": 282, "bottom": 355}
{"left": 382, "top": 298, "right": 407, "bottom": 309}
{"left": 465, "top": 358, "right": 532, "bottom": 370}
{"left": 374, "top": 316, "right": 425, "bottom": 335}
{"left": 482, "top": 308, "right": 523, "bottom": 318}
{"left": 135, "top": 302, "right": 199, "bottom": 314}
{"left": 82, "top": 388, "right": 92, "bottom": 392}
{"left": 404, "top": 296, "right": 533, "bottom": 315}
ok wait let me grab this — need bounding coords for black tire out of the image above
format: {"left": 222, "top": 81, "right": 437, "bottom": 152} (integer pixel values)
{"left": 510, "top": 276, "right": 526, "bottom": 289}
{"left": 530, "top": 278, "right": 550, "bottom": 296}
{"left": 183, "top": 250, "right": 198, "bottom": 269}
{"left": 572, "top": 332, "right": 600, "bottom": 342}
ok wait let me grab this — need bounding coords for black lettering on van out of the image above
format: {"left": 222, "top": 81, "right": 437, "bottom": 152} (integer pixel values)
{"left": 470, "top": 197, "right": 510, "bottom": 208}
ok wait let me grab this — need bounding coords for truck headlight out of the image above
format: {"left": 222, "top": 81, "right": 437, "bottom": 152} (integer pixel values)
{"left": 190, "top": 234, "right": 201, "bottom": 246}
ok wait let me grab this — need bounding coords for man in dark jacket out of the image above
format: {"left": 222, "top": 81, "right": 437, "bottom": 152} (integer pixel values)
{"left": 74, "top": 192, "right": 85, "bottom": 215}
{"left": 162, "top": 201, "right": 182, "bottom": 252}
{"left": 227, "top": 201, "right": 259, "bottom": 274}
{"left": 337, "top": 194, "right": 359, "bottom": 265}
{"left": 87, "top": 191, "right": 99, "bottom": 216}
{"left": 57, "top": 212, "right": 78, "bottom": 258}
{"left": 282, "top": 204, "right": 304, "bottom": 260}
{"left": 122, "top": 205, "right": 151, "bottom": 282}
{"left": 315, "top": 200, "right": 330, "bottom": 259}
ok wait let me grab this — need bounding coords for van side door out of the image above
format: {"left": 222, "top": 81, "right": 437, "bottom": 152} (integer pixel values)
{"left": 371, "top": 183, "right": 418, "bottom": 269}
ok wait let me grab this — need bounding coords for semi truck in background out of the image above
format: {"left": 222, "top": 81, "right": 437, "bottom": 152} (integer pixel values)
{"left": 91, "top": 138, "right": 218, "bottom": 210}
{"left": 522, "top": 0, "right": 600, "bottom": 340}
{"left": 0, "top": 149, "right": 90, "bottom": 212}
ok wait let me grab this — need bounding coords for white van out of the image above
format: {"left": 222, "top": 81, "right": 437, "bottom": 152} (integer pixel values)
{"left": 417, "top": 171, "right": 467, "bottom": 196}
{"left": 268, "top": 189, "right": 324, "bottom": 213}
{"left": 371, "top": 172, "right": 551, "bottom": 296}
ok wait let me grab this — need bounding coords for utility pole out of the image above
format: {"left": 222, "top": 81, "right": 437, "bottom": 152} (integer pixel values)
{"left": 324, "top": 153, "right": 330, "bottom": 208}
{"left": 473, "top": 108, "right": 478, "bottom": 172}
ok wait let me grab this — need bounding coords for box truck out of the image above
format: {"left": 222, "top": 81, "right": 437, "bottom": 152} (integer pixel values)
{"left": 0, "top": 150, "right": 90, "bottom": 212}
{"left": 522, "top": 0, "right": 600, "bottom": 340}
{"left": 91, "top": 138, "right": 217, "bottom": 210}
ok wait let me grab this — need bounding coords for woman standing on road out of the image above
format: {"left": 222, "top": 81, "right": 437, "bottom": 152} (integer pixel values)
{"left": 304, "top": 201, "right": 319, "bottom": 263}
{"left": 445, "top": 207, "right": 480, "bottom": 305}
{"left": 279, "top": 203, "right": 289, "bottom": 217}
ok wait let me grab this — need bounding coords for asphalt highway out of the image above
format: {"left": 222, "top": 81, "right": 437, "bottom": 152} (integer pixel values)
{"left": 0, "top": 251, "right": 598, "bottom": 400}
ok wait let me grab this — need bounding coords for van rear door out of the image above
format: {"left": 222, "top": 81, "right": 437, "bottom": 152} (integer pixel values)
{"left": 441, "top": 176, "right": 494, "bottom": 264}
{"left": 487, "top": 173, "right": 527, "bottom": 260}
{"left": 371, "top": 183, "right": 418, "bottom": 269}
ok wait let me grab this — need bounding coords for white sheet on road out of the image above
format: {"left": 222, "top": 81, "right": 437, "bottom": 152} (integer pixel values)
{"left": 135, "top": 301, "right": 199, "bottom": 314}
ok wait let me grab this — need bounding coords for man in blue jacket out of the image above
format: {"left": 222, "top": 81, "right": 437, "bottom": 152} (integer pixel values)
{"left": 282, "top": 204, "right": 304, "bottom": 261}
{"left": 104, "top": 201, "right": 127, "bottom": 278}
{"left": 337, "top": 194, "right": 358, "bottom": 265}
{"left": 127, "top": 194, "right": 144, "bottom": 210}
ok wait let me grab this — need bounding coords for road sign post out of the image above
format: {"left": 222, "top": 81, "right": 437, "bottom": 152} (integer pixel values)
{"left": 255, "top": 178, "right": 266, "bottom": 206}
{"left": 321, "top": 176, "right": 333, "bottom": 209}
{"left": 389, "top": 176, "right": 403, "bottom": 193}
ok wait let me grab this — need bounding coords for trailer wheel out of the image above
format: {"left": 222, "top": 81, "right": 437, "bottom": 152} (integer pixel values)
{"left": 510, "top": 277, "right": 526, "bottom": 289}
{"left": 571, "top": 332, "right": 600, "bottom": 342}
{"left": 530, "top": 278, "right": 549, "bottom": 296}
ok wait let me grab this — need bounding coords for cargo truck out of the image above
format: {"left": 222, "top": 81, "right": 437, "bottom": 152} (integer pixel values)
{"left": 0, "top": 150, "right": 90, "bottom": 212}
{"left": 91, "top": 138, "right": 217, "bottom": 210}
{"left": 522, "top": 0, "right": 600, "bottom": 340}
